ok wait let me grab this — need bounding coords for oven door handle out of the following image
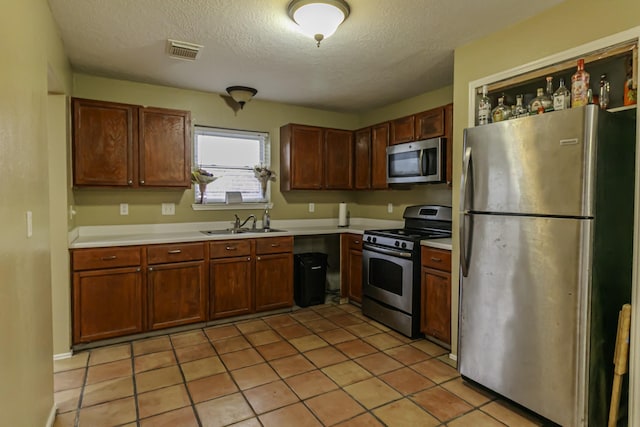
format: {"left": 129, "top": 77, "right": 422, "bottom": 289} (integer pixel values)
{"left": 363, "top": 244, "right": 413, "bottom": 259}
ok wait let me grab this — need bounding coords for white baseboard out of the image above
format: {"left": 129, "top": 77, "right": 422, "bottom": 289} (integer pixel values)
{"left": 45, "top": 404, "right": 56, "bottom": 427}
{"left": 449, "top": 353, "right": 458, "bottom": 362}
{"left": 53, "top": 351, "right": 73, "bottom": 360}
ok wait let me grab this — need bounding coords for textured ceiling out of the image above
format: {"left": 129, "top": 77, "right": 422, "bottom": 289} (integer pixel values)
{"left": 47, "top": 0, "right": 565, "bottom": 112}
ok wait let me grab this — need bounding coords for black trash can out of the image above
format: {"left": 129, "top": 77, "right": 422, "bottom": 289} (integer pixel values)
{"left": 294, "top": 252, "right": 328, "bottom": 307}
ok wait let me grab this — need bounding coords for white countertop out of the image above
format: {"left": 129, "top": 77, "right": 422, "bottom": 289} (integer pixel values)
{"left": 69, "top": 218, "right": 453, "bottom": 251}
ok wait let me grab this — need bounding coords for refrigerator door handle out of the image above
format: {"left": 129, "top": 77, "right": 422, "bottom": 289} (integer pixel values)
{"left": 460, "top": 146, "right": 472, "bottom": 277}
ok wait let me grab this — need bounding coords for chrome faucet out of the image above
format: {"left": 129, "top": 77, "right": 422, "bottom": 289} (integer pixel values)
{"left": 234, "top": 214, "right": 257, "bottom": 230}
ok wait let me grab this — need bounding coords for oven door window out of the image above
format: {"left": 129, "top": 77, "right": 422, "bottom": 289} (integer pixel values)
{"left": 369, "top": 257, "right": 404, "bottom": 295}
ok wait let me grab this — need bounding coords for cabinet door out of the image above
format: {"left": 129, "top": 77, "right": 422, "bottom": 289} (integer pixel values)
{"left": 341, "top": 234, "right": 363, "bottom": 303}
{"left": 255, "top": 253, "right": 293, "bottom": 312}
{"left": 72, "top": 98, "right": 136, "bottom": 187}
{"left": 138, "top": 107, "right": 191, "bottom": 187}
{"left": 354, "top": 128, "right": 371, "bottom": 189}
{"left": 147, "top": 261, "right": 207, "bottom": 330}
{"left": 324, "top": 129, "right": 354, "bottom": 189}
{"left": 390, "top": 115, "right": 415, "bottom": 145}
{"left": 210, "top": 256, "right": 253, "bottom": 319}
{"left": 415, "top": 107, "right": 445, "bottom": 140}
{"left": 347, "top": 248, "right": 363, "bottom": 304}
{"left": 288, "top": 125, "right": 324, "bottom": 190}
{"left": 73, "top": 267, "right": 143, "bottom": 343}
{"left": 371, "top": 123, "right": 389, "bottom": 189}
{"left": 421, "top": 267, "right": 451, "bottom": 345}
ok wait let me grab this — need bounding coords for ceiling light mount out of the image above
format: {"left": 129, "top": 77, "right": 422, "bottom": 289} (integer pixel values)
{"left": 288, "top": 0, "right": 350, "bottom": 47}
{"left": 225, "top": 86, "right": 258, "bottom": 110}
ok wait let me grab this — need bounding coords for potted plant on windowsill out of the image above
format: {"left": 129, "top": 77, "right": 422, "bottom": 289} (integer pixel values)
{"left": 254, "top": 165, "right": 276, "bottom": 200}
{"left": 191, "top": 168, "right": 218, "bottom": 204}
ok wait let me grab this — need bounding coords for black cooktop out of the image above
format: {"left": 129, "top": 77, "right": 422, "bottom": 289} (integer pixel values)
{"left": 366, "top": 228, "right": 451, "bottom": 241}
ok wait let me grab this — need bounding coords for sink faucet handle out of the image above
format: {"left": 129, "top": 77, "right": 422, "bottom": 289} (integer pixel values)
{"left": 234, "top": 214, "right": 241, "bottom": 228}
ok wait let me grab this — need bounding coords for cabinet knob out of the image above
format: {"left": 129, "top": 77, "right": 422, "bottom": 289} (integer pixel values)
{"left": 257, "top": 256, "right": 261, "bottom": 261}
{"left": 354, "top": 240, "right": 360, "bottom": 244}
{"left": 167, "top": 249, "right": 182, "bottom": 254}
{"left": 226, "top": 246, "right": 237, "bottom": 251}
{"left": 128, "top": 180, "right": 133, "bottom": 185}
{"left": 136, "top": 268, "right": 141, "bottom": 272}
{"left": 247, "top": 257, "right": 251, "bottom": 261}
{"left": 270, "top": 243, "right": 280, "bottom": 247}
{"left": 431, "top": 257, "right": 442, "bottom": 262}
{"left": 100, "top": 255, "right": 117, "bottom": 261}
{"left": 140, "top": 180, "right": 145, "bottom": 185}
{"left": 148, "top": 267, "right": 153, "bottom": 271}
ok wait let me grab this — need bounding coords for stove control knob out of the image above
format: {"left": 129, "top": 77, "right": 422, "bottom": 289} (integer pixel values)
{"left": 394, "top": 241, "right": 399, "bottom": 247}
{"left": 372, "top": 237, "right": 377, "bottom": 243}
{"left": 401, "top": 242, "right": 407, "bottom": 249}
{"left": 366, "top": 236, "right": 370, "bottom": 242}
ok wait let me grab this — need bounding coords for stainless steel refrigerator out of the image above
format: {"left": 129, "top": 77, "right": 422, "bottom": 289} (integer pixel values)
{"left": 459, "top": 105, "right": 635, "bottom": 426}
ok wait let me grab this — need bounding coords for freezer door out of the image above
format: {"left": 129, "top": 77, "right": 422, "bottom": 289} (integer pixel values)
{"left": 462, "top": 106, "right": 597, "bottom": 217}
{"left": 458, "top": 213, "right": 591, "bottom": 427}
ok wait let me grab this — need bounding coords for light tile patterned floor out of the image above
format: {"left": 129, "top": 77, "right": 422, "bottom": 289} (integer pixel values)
{"left": 53, "top": 303, "right": 549, "bottom": 426}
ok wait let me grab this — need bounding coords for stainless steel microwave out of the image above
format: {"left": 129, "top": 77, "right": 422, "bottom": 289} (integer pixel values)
{"left": 386, "top": 137, "right": 445, "bottom": 184}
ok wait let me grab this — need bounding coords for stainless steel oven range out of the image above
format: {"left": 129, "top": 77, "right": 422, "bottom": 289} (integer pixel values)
{"left": 362, "top": 205, "right": 452, "bottom": 338}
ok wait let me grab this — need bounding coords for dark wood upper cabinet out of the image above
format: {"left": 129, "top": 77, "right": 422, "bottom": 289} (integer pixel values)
{"left": 138, "top": 107, "right": 191, "bottom": 187}
{"left": 324, "top": 128, "right": 354, "bottom": 189}
{"left": 281, "top": 124, "right": 324, "bottom": 191}
{"left": 72, "top": 98, "right": 191, "bottom": 188}
{"left": 415, "top": 107, "right": 445, "bottom": 140}
{"left": 354, "top": 128, "right": 372, "bottom": 190}
{"left": 72, "top": 98, "right": 137, "bottom": 187}
{"left": 371, "top": 123, "right": 389, "bottom": 189}
{"left": 390, "top": 115, "right": 415, "bottom": 145}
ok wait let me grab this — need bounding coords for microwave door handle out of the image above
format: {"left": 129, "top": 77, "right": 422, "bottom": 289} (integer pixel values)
{"left": 460, "top": 146, "right": 472, "bottom": 277}
{"left": 419, "top": 149, "right": 427, "bottom": 176}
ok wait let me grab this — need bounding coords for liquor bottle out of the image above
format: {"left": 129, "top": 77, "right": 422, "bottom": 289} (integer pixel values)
{"left": 491, "top": 96, "right": 511, "bottom": 122}
{"left": 529, "top": 88, "right": 552, "bottom": 114}
{"left": 599, "top": 74, "right": 610, "bottom": 110}
{"left": 571, "top": 59, "right": 590, "bottom": 107}
{"left": 544, "top": 76, "right": 555, "bottom": 112}
{"left": 477, "top": 85, "right": 491, "bottom": 125}
{"left": 553, "top": 78, "right": 571, "bottom": 110}
{"left": 513, "top": 94, "right": 528, "bottom": 118}
{"left": 624, "top": 56, "right": 637, "bottom": 106}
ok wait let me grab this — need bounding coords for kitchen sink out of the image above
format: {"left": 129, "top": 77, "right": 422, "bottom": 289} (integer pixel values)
{"left": 201, "top": 228, "right": 286, "bottom": 236}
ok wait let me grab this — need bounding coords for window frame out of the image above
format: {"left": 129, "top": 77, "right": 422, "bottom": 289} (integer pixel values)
{"left": 191, "top": 125, "right": 273, "bottom": 210}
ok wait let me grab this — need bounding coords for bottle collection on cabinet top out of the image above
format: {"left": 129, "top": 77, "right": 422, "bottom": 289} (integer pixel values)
{"left": 477, "top": 53, "right": 637, "bottom": 125}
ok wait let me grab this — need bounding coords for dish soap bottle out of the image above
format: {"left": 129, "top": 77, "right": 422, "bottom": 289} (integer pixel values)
{"left": 262, "top": 208, "right": 271, "bottom": 230}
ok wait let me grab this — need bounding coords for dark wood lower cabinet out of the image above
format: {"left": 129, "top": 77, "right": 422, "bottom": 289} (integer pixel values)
{"left": 341, "top": 234, "right": 363, "bottom": 304}
{"left": 421, "top": 267, "right": 451, "bottom": 344}
{"left": 255, "top": 253, "right": 293, "bottom": 312}
{"left": 210, "top": 256, "right": 253, "bottom": 319}
{"left": 147, "top": 261, "right": 207, "bottom": 330}
{"left": 73, "top": 267, "right": 143, "bottom": 343}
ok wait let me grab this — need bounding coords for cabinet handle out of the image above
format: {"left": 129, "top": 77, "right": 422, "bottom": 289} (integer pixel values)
{"left": 270, "top": 243, "right": 280, "bottom": 247}
{"left": 167, "top": 249, "right": 182, "bottom": 254}
{"left": 431, "top": 257, "right": 442, "bottom": 262}
{"left": 226, "top": 246, "right": 237, "bottom": 251}
{"left": 140, "top": 180, "right": 145, "bottom": 184}
{"left": 354, "top": 240, "right": 360, "bottom": 244}
{"left": 100, "top": 255, "right": 117, "bottom": 261}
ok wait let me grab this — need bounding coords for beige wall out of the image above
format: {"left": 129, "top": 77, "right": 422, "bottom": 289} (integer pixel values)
{"left": 0, "top": 0, "right": 71, "bottom": 424}
{"left": 71, "top": 74, "right": 453, "bottom": 226}
{"left": 450, "top": 0, "right": 640, "bottom": 361}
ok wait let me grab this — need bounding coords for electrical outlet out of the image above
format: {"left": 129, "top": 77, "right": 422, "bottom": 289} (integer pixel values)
{"left": 162, "top": 203, "right": 175, "bottom": 215}
{"left": 309, "top": 203, "right": 315, "bottom": 213}
{"left": 387, "top": 203, "right": 393, "bottom": 213}
{"left": 120, "top": 203, "right": 129, "bottom": 215}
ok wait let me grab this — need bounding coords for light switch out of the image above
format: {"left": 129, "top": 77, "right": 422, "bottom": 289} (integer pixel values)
{"left": 309, "top": 203, "right": 315, "bottom": 213}
{"left": 26, "top": 211, "right": 33, "bottom": 237}
{"left": 162, "top": 203, "right": 175, "bottom": 215}
{"left": 120, "top": 203, "right": 129, "bottom": 215}
{"left": 387, "top": 203, "right": 393, "bottom": 213}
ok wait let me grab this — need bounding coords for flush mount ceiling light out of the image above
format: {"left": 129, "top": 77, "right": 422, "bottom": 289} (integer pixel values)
{"left": 225, "top": 86, "right": 258, "bottom": 110}
{"left": 288, "top": 0, "right": 350, "bottom": 47}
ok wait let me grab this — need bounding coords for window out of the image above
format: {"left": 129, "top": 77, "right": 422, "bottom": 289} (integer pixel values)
{"left": 193, "top": 126, "right": 270, "bottom": 205}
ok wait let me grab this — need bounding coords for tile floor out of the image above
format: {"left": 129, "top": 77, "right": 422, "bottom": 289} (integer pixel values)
{"left": 53, "top": 303, "right": 549, "bottom": 427}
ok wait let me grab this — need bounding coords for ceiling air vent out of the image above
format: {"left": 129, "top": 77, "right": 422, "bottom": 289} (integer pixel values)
{"left": 166, "top": 39, "right": 202, "bottom": 61}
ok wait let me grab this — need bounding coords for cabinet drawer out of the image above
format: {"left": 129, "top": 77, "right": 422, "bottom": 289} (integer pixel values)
{"left": 72, "top": 246, "right": 142, "bottom": 271}
{"left": 421, "top": 246, "right": 451, "bottom": 272}
{"left": 256, "top": 236, "right": 293, "bottom": 255}
{"left": 210, "top": 240, "right": 251, "bottom": 258}
{"left": 147, "top": 242, "right": 204, "bottom": 264}
{"left": 346, "top": 234, "right": 363, "bottom": 251}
